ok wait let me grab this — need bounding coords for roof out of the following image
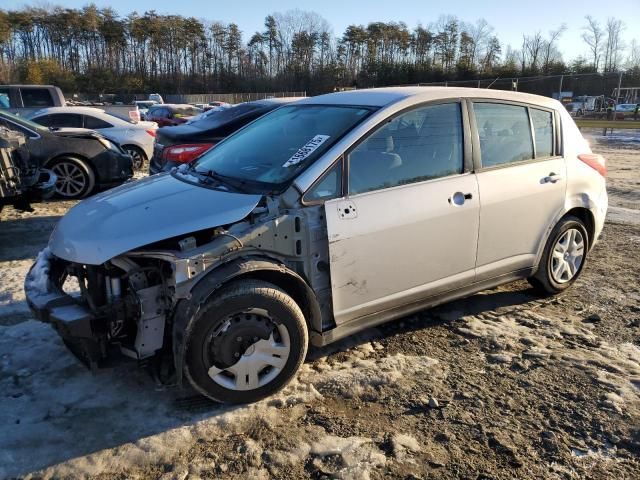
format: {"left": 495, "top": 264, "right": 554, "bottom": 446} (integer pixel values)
{"left": 298, "top": 86, "right": 561, "bottom": 109}
{"left": 30, "top": 106, "right": 107, "bottom": 116}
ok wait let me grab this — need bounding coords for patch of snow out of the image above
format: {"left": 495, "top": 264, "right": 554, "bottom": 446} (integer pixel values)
{"left": 23, "top": 247, "right": 51, "bottom": 297}
{"left": 310, "top": 435, "right": 386, "bottom": 480}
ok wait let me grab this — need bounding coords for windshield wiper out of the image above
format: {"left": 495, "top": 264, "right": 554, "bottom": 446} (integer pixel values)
{"left": 193, "top": 169, "right": 251, "bottom": 193}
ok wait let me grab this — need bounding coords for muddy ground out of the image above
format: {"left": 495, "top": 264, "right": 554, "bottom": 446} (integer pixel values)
{"left": 0, "top": 132, "right": 638, "bottom": 480}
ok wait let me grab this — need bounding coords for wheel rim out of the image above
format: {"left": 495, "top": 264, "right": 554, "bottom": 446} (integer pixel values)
{"left": 551, "top": 228, "right": 585, "bottom": 284}
{"left": 205, "top": 308, "right": 291, "bottom": 391}
{"left": 52, "top": 161, "right": 87, "bottom": 197}
{"left": 125, "top": 147, "right": 144, "bottom": 170}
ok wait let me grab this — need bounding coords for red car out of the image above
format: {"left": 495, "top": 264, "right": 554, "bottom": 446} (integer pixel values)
{"left": 145, "top": 104, "right": 202, "bottom": 127}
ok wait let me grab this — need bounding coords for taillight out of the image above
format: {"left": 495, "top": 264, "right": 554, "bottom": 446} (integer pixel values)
{"left": 162, "top": 143, "right": 214, "bottom": 163}
{"left": 146, "top": 129, "right": 156, "bottom": 137}
{"left": 578, "top": 153, "right": 606, "bottom": 177}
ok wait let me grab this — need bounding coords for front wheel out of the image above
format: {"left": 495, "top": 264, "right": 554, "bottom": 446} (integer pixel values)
{"left": 529, "top": 216, "right": 589, "bottom": 294}
{"left": 50, "top": 157, "right": 95, "bottom": 199}
{"left": 184, "top": 280, "right": 308, "bottom": 404}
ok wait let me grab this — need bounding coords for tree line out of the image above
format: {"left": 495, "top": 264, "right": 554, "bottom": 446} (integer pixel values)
{"left": 0, "top": 5, "right": 638, "bottom": 95}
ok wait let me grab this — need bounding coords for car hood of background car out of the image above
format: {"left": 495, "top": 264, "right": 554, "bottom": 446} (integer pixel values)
{"left": 49, "top": 173, "right": 262, "bottom": 265}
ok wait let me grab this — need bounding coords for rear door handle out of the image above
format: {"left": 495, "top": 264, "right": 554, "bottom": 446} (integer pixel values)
{"left": 544, "top": 172, "right": 562, "bottom": 183}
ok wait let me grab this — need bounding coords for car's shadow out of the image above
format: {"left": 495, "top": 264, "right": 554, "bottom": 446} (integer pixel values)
{"left": 0, "top": 215, "right": 62, "bottom": 261}
{"left": 0, "top": 283, "right": 540, "bottom": 477}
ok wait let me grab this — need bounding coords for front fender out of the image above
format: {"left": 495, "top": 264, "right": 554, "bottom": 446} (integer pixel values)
{"left": 171, "top": 256, "right": 322, "bottom": 385}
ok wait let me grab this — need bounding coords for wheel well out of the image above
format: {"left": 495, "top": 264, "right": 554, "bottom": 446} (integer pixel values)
{"left": 564, "top": 207, "right": 595, "bottom": 248}
{"left": 122, "top": 144, "right": 147, "bottom": 159}
{"left": 238, "top": 269, "right": 322, "bottom": 334}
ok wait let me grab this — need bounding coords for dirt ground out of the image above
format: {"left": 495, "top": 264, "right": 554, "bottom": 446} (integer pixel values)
{"left": 0, "top": 131, "right": 638, "bottom": 480}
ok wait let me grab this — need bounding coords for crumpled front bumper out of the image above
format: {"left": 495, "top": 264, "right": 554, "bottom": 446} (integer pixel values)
{"left": 24, "top": 249, "right": 103, "bottom": 368}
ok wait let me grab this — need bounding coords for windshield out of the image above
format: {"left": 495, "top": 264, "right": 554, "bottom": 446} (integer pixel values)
{"left": 0, "top": 110, "right": 49, "bottom": 132}
{"left": 190, "top": 104, "right": 374, "bottom": 190}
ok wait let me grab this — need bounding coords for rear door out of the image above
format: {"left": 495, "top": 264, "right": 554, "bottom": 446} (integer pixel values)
{"left": 324, "top": 101, "right": 480, "bottom": 324}
{"left": 471, "top": 101, "right": 566, "bottom": 279}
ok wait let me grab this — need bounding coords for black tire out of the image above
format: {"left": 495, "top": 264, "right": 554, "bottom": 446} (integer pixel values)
{"left": 529, "top": 216, "right": 589, "bottom": 295}
{"left": 122, "top": 145, "right": 146, "bottom": 170}
{"left": 184, "top": 280, "right": 308, "bottom": 404}
{"left": 49, "top": 157, "right": 95, "bottom": 199}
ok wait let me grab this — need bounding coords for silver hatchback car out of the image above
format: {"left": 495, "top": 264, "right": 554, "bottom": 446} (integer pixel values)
{"left": 25, "top": 87, "right": 608, "bottom": 403}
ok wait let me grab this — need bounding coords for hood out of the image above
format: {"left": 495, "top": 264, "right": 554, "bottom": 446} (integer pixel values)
{"left": 51, "top": 127, "right": 104, "bottom": 140}
{"left": 49, "top": 173, "right": 262, "bottom": 265}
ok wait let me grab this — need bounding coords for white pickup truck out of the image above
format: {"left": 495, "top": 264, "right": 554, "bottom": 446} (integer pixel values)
{"left": 0, "top": 85, "right": 66, "bottom": 117}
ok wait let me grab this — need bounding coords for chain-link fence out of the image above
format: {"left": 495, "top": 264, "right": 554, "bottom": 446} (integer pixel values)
{"left": 412, "top": 72, "right": 640, "bottom": 105}
{"left": 65, "top": 91, "right": 306, "bottom": 105}
{"left": 165, "top": 92, "right": 306, "bottom": 104}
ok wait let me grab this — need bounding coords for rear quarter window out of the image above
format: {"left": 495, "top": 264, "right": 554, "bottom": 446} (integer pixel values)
{"left": 530, "top": 108, "right": 554, "bottom": 158}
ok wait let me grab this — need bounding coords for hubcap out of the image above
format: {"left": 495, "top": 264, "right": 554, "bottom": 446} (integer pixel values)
{"left": 551, "top": 228, "right": 585, "bottom": 283}
{"left": 125, "top": 148, "right": 144, "bottom": 170}
{"left": 205, "top": 308, "right": 291, "bottom": 391}
{"left": 52, "top": 162, "right": 86, "bottom": 197}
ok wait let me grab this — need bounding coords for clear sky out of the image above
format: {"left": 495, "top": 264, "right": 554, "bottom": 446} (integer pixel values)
{"left": 4, "top": 0, "right": 640, "bottom": 61}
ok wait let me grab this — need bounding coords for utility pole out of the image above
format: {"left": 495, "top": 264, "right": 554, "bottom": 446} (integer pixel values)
{"left": 558, "top": 75, "right": 564, "bottom": 101}
{"left": 615, "top": 71, "right": 623, "bottom": 104}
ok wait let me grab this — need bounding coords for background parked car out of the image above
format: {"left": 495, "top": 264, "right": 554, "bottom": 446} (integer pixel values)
{"left": 0, "top": 84, "right": 66, "bottom": 116}
{"left": 134, "top": 100, "right": 158, "bottom": 120}
{"left": 29, "top": 107, "right": 158, "bottom": 170}
{"left": 149, "top": 98, "right": 301, "bottom": 174}
{"left": 145, "top": 104, "right": 202, "bottom": 127}
{"left": 0, "top": 110, "right": 133, "bottom": 199}
{"left": 615, "top": 103, "right": 638, "bottom": 118}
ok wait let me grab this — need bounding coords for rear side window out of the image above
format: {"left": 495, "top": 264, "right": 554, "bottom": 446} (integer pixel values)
{"left": 42, "top": 113, "right": 83, "bottom": 128}
{"left": 20, "top": 88, "right": 54, "bottom": 108}
{"left": 349, "top": 102, "right": 463, "bottom": 195}
{"left": 84, "top": 115, "right": 113, "bottom": 129}
{"left": 150, "top": 108, "right": 169, "bottom": 118}
{"left": 530, "top": 108, "right": 554, "bottom": 158}
{"left": 474, "top": 103, "right": 533, "bottom": 167}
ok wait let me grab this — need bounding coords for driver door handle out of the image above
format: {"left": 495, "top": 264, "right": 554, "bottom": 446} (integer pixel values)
{"left": 545, "top": 172, "right": 563, "bottom": 183}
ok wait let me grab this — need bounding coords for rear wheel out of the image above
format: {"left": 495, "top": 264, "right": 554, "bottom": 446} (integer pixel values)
{"left": 122, "top": 145, "right": 146, "bottom": 170}
{"left": 50, "top": 157, "right": 95, "bottom": 199}
{"left": 529, "top": 216, "right": 588, "bottom": 294}
{"left": 184, "top": 280, "right": 308, "bottom": 404}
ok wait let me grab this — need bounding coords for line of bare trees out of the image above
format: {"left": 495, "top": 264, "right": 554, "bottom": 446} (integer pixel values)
{"left": 0, "top": 6, "right": 637, "bottom": 95}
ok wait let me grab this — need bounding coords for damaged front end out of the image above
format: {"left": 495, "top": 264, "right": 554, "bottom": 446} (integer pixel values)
{"left": 24, "top": 248, "right": 172, "bottom": 368}
{"left": 24, "top": 180, "right": 332, "bottom": 376}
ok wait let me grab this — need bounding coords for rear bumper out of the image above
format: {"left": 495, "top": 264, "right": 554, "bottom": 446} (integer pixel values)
{"left": 593, "top": 188, "right": 608, "bottom": 246}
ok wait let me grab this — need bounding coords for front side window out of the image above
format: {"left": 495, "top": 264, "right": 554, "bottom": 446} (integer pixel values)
{"left": 45, "top": 113, "right": 83, "bottom": 129}
{"left": 0, "top": 88, "right": 10, "bottom": 109}
{"left": 474, "top": 103, "right": 534, "bottom": 167}
{"left": 349, "top": 102, "right": 463, "bottom": 195}
{"left": 530, "top": 108, "right": 554, "bottom": 158}
{"left": 190, "top": 105, "right": 373, "bottom": 191}
{"left": 20, "top": 88, "right": 54, "bottom": 108}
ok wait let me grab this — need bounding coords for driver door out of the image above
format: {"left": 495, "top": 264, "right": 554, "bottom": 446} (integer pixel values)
{"left": 324, "top": 102, "right": 480, "bottom": 325}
